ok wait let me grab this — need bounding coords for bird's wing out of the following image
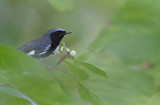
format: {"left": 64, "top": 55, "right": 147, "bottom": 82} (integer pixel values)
{"left": 17, "top": 37, "right": 51, "bottom": 55}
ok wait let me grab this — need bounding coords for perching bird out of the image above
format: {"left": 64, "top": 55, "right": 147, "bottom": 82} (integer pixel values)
{"left": 16, "top": 28, "right": 72, "bottom": 59}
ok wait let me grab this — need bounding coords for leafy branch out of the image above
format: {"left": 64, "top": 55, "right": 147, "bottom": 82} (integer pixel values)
{"left": 46, "top": 43, "right": 107, "bottom": 105}
{"left": 46, "top": 42, "right": 76, "bottom": 71}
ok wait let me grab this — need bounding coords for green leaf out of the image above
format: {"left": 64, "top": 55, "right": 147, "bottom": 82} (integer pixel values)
{"left": 84, "top": 0, "right": 159, "bottom": 105}
{"left": 77, "top": 81, "right": 104, "bottom": 105}
{"left": 0, "top": 87, "right": 37, "bottom": 105}
{"left": 89, "top": 0, "right": 160, "bottom": 65}
{"left": 72, "top": 59, "right": 108, "bottom": 78}
{"left": 0, "top": 45, "right": 72, "bottom": 105}
{"left": 47, "top": 0, "right": 76, "bottom": 12}
{"left": 66, "top": 62, "right": 89, "bottom": 80}
{"left": 145, "top": 88, "right": 160, "bottom": 105}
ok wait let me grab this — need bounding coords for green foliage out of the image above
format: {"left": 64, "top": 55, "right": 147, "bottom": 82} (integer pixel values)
{"left": 1, "top": 0, "right": 160, "bottom": 105}
{"left": 77, "top": 81, "right": 104, "bottom": 105}
{"left": 0, "top": 87, "right": 35, "bottom": 105}
{"left": 72, "top": 59, "right": 107, "bottom": 78}
{"left": 47, "top": 0, "right": 76, "bottom": 12}
{"left": 0, "top": 45, "right": 106, "bottom": 105}
{"left": 66, "top": 62, "right": 89, "bottom": 80}
{"left": 0, "top": 46, "right": 72, "bottom": 105}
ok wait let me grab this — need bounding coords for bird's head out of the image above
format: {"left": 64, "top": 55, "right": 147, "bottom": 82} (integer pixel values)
{"left": 45, "top": 28, "right": 72, "bottom": 44}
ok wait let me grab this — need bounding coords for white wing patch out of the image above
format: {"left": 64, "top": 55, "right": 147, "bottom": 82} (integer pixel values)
{"left": 27, "top": 50, "right": 35, "bottom": 56}
{"left": 38, "top": 52, "right": 46, "bottom": 55}
{"left": 38, "top": 44, "right": 51, "bottom": 55}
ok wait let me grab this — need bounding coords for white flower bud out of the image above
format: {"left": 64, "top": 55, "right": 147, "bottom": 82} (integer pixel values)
{"left": 61, "top": 47, "right": 64, "bottom": 51}
{"left": 66, "top": 48, "right": 70, "bottom": 52}
{"left": 70, "top": 50, "right": 76, "bottom": 57}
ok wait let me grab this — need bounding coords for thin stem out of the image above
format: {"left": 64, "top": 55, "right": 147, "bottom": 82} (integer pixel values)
{"left": 47, "top": 55, "right": 67, "bottom": 71}
{"left": 0, "top": 82, "right": 9, "bottom": 86}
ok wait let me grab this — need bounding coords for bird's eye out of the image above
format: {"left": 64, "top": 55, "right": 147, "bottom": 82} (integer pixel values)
{"left": 57, "top": 31, "right": 61, "bottom": 34}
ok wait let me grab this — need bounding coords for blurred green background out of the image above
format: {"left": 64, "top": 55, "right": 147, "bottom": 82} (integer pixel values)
{"left": 0, "top": 0, "right": 160, "bottom": 105}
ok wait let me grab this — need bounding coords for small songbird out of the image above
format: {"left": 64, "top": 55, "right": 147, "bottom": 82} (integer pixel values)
{"left": 17, "top": 28, "right": 72, "bottom": 59}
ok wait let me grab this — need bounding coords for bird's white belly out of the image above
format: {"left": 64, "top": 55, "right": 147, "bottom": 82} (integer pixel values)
{"left": 53, "top": 46, "right": 59, "bottom": 55}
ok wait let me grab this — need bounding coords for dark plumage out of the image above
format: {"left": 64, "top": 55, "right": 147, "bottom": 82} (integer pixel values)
{"left": 17, "top": 28, "right": 72, "bottom": 59}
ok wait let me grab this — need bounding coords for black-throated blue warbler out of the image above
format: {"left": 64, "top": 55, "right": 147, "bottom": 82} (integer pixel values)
{"left": 17, "top": 28, "right": 72, "bottom": 59}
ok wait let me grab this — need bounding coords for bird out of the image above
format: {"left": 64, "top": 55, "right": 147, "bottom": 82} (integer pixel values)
{"left": 16, "top": 28, "right": 72, "bottom": 59}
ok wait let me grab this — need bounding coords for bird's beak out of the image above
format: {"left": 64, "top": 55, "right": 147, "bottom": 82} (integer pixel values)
{"left": 65, "top": 31, "right": 72, "bottom": 35}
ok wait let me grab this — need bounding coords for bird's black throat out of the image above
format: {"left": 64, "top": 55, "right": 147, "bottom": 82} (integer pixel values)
{"left": 50, "top": 33, "right": 64, "bottom": 47}
{"left": 34, "top": 34, "right": 64, "bottom": 59}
